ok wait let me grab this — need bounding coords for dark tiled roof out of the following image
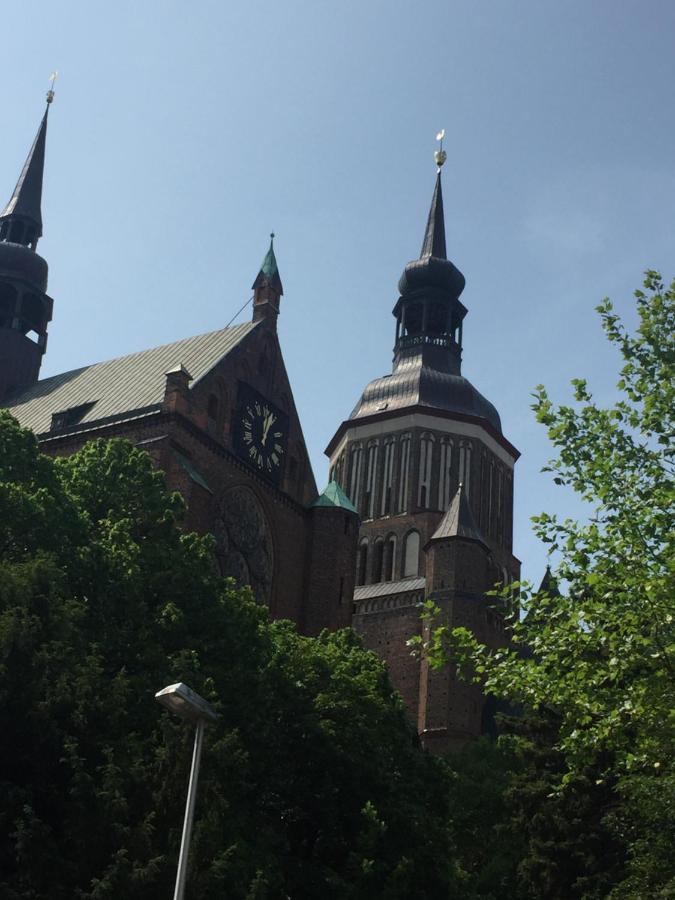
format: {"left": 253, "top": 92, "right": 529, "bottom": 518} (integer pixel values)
{"left": 4, "top": 322, "right": 257, "bottom": 436}
{"left": 429, "top": 483, "right": 487, "bottom": 547}
{"left": 354, "top": 576, "right": 426, "bottom": 600}
{"left": 350, "top": 356, "right": 502, "bottom": 432}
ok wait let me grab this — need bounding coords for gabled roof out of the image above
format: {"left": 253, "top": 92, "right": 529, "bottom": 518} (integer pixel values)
{"left": 309, "top": 480, "right": 358, "bottom": 514}
{"left": 3, "top": 322, "right": 257, "bottom": 436}
{"left": 428, "top": 483, "right": 488, "bottom": 549}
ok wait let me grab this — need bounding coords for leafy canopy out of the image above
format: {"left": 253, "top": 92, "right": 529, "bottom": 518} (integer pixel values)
{"left": 0, "top": 414, "right": 456, "bottom": 899}
{"left": 417, "top": 272, "right": 675, "bottom": 897}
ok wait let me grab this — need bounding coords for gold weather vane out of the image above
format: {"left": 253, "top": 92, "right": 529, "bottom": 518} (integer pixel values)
{"left": 434, "top": 128, "right": 447, "bottom": 170}
{"left": 46, "top": 71, "right": 58, "bottom": 105}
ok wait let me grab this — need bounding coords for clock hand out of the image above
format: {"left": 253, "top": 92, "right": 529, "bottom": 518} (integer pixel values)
{"left": 262, "top": 413, "right": 276, "bottom": 446}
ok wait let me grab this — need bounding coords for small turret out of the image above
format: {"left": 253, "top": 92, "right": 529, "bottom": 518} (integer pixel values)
{"left": 252, "top": 233, "right": 283, "bottom": 329}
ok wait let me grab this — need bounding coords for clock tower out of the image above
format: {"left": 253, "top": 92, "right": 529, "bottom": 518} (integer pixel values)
{"left": 325, "top": 149, "right": 520, "bottom": 751}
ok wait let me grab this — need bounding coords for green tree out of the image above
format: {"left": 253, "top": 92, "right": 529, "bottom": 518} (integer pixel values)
{"left": 0, "top": 414, "right": 456, "bottom": 898}
{"left": 418, "top": 272, "right": 675, "bottom": 897}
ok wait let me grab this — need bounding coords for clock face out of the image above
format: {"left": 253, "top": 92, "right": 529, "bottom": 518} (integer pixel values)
{"left": 234, "top": 385, "right": 287, "bottom": 482}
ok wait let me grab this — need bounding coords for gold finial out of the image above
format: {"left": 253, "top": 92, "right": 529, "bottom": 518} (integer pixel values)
{"left": 434, "top": 128, "right": 447, "bottom": 170}
{"left": 46, "top": 71, "right": 58, "bottom": 105}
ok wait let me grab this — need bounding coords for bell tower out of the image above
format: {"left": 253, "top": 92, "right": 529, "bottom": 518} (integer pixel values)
{"left": 325, "top": 136, "right": 521, "bottom": 750}
{"left": 0, "top": 87, "right": 55, "bottom": 400}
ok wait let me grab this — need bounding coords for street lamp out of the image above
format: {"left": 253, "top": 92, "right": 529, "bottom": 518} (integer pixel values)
{"left": 155, "top": 682, "right": 219, "bottom": 900}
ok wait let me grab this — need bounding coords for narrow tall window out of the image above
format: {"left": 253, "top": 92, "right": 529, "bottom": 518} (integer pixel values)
{"left": 403, "top": 531, "right": 420, "bottom": 577}
{"left": 417, "top": 433, "right": 434, "bottom": 508}
{"left": 497, "top": 466, "right": 504, "bottom": 543}
{"left": 380, "top": 439, "right": 395, "bottom": 516}
{"left": 372, "top": 539, "right": 384, "bottom": 583}
{"left": 348, "top": 444, "right": 363, "bottom": 509}
{"left": 488, "top": 459, "right": 495, "bottom": 536}
{"left": 357, "top": 540, "right": 368, "bottom": 585}
{"left": 398, "top": 434, "right": 411, "bottom": 512}
{"left": 438, "top": 438, "right": 453, "bottom": 510}
{"left": 459, "top": 441, "right": 472, "bottom": 497}
{"left": 383, "top": 534, "right": 396, "bottom": 582}
{"left": 363, "top": 441, "right": 379, "bottom": 518}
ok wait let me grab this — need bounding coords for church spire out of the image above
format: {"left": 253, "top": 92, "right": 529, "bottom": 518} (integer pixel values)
{"left": 392, "top": 132, "right": 467, "bottom": 375}
{"left": 0, "top": 85, "right": 56, "bottom": 399}
{"left": 420, "top": 172, "right": 447, "bottom": 260}
{"left": 0, "top": 87, "right": 54, "bottom": 250}
{"left": 252, "top": 233, "right": 284, "bottom": 329}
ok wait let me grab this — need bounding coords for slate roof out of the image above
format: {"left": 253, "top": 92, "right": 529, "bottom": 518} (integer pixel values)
{"left": 3, "top": 322, "right": 257, "bottom": 436}
{"left": 1, "top": 105, "right": 49, "bottom": 235}
{"left": 309, "top": 480, "right": 358, "bottom": 514}
{"left": 353, "top": 576, "right": 426, "bottom": 601}
{"left": 428, "top": 483, "right": 487, "bottom": 548}
{"left": 350, "top": 357, "right": 502, "bottom": 432}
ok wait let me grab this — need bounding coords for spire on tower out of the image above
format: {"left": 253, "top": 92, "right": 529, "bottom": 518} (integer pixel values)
{"left": 252, "top": 233, "right": 283, "bottom": 328}
{"left": 252, "top": 232, "right": 283, "bottom": 296}
{"left": 420, "top": 171, "right": 447, "bottom": 260}
{"left": 0, "top": 81, "right": 55, "bottom": 250}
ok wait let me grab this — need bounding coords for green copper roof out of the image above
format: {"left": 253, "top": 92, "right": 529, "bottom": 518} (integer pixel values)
{"left": 261, "top": 236, "right": 278, "bottom": 278}
{"left": 309, "top": 480, "right": 358, "bottom": 514}
{"left": 252, "top": 233, "right": 284, "bottom": 294}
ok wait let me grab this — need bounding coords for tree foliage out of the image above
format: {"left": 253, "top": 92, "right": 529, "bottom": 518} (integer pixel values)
{"left": 419, "top": 272, "right": 675, "bottom": 896}
{"left": 0, "top": 414, "right": 456, "bottom": 898}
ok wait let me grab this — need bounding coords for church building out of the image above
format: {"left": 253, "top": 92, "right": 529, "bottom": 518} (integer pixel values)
{"left": 326, "top": 144, "right": 521, "bottom": 751}
{"left": 1, "top": 94, "right": 520, "bottom": 751}
{"left": 0, "top": 94, "right": 358, "bottom": 637}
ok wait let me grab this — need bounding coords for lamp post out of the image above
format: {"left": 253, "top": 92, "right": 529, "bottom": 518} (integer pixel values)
{"left": 155, "top": 682, "right": 219, "bottom": 900}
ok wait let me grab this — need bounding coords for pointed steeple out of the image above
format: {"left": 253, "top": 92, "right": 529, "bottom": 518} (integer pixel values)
{"left": 252, "top": 233, "right": 283, "bottom": 296}
{"left": 537, "top": 565, "right": 560, "bottom": 597}
{"left": 420, "top": 172, "right": 447, "bottom": 260}
{"left": 0, "top": 98, "right": 52, "bottom": 250}
{"left": 252, "top": 233, "right": 283, "bottom": 328}
{"left": 0, "top": 88, "right": 56, "bottom": 399}
{"left": 428, "top": 483, "right": 487, "bottom": 549}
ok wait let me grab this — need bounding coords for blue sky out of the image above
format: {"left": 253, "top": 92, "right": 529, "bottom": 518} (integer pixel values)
{"left": 1, "top": 0, "right": 673, "bottom": 583}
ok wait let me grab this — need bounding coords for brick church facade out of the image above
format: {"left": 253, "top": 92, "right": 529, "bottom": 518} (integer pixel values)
{"left": 1, "top": 98, "right": 519, "bottom": 751}
{"left": 0, "top": 96, "right": 358, "bottom": 636}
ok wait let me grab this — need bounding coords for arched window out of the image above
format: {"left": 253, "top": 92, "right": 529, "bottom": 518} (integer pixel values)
{"left": 357, "top": 539, "right": 369, "bottom": 586}
{"left": 438, "top": 437, "right": 453, "bottom": 510}
{"left": 497, "top": 465, "right": 504, "bottom": 543}
{"left": 405, "top": 302, "right": 423, "bottom": 335}
{"left": 427, "top": 302, "right": 446, "bottom": 334}
{"left": 372, "top": 538, "right": 384, "bottom": 583}
{"left": 348, "top": 443, "right": 363, "bottom": 509}
{"left": 383, "top": 534, "right": 396, "bottom": 582}
{"left": 397, "top": 433, "right": 411, "bottom": 512}
{"left": 403, "top": 531, "right": 420, "bottom": 578}
{"left": 380, "top": 437, "right": 396, "bottom": 516}
{"left": 363, "top": 440, "right": 379, "bottom": 518}
{"left": 0, "top": 283, "right": 17, "bottom": 328}
{"left": 459, "top": 440, "right": 472, "bottom": 497}
{"left": 488, "top": 458, "right": 495, "bottom": 536}
{"left": 417, "top": 432, "right": 435, "bottom": 508}
{"left": 20, "top": 293, "right": 43, "bottom": 335}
